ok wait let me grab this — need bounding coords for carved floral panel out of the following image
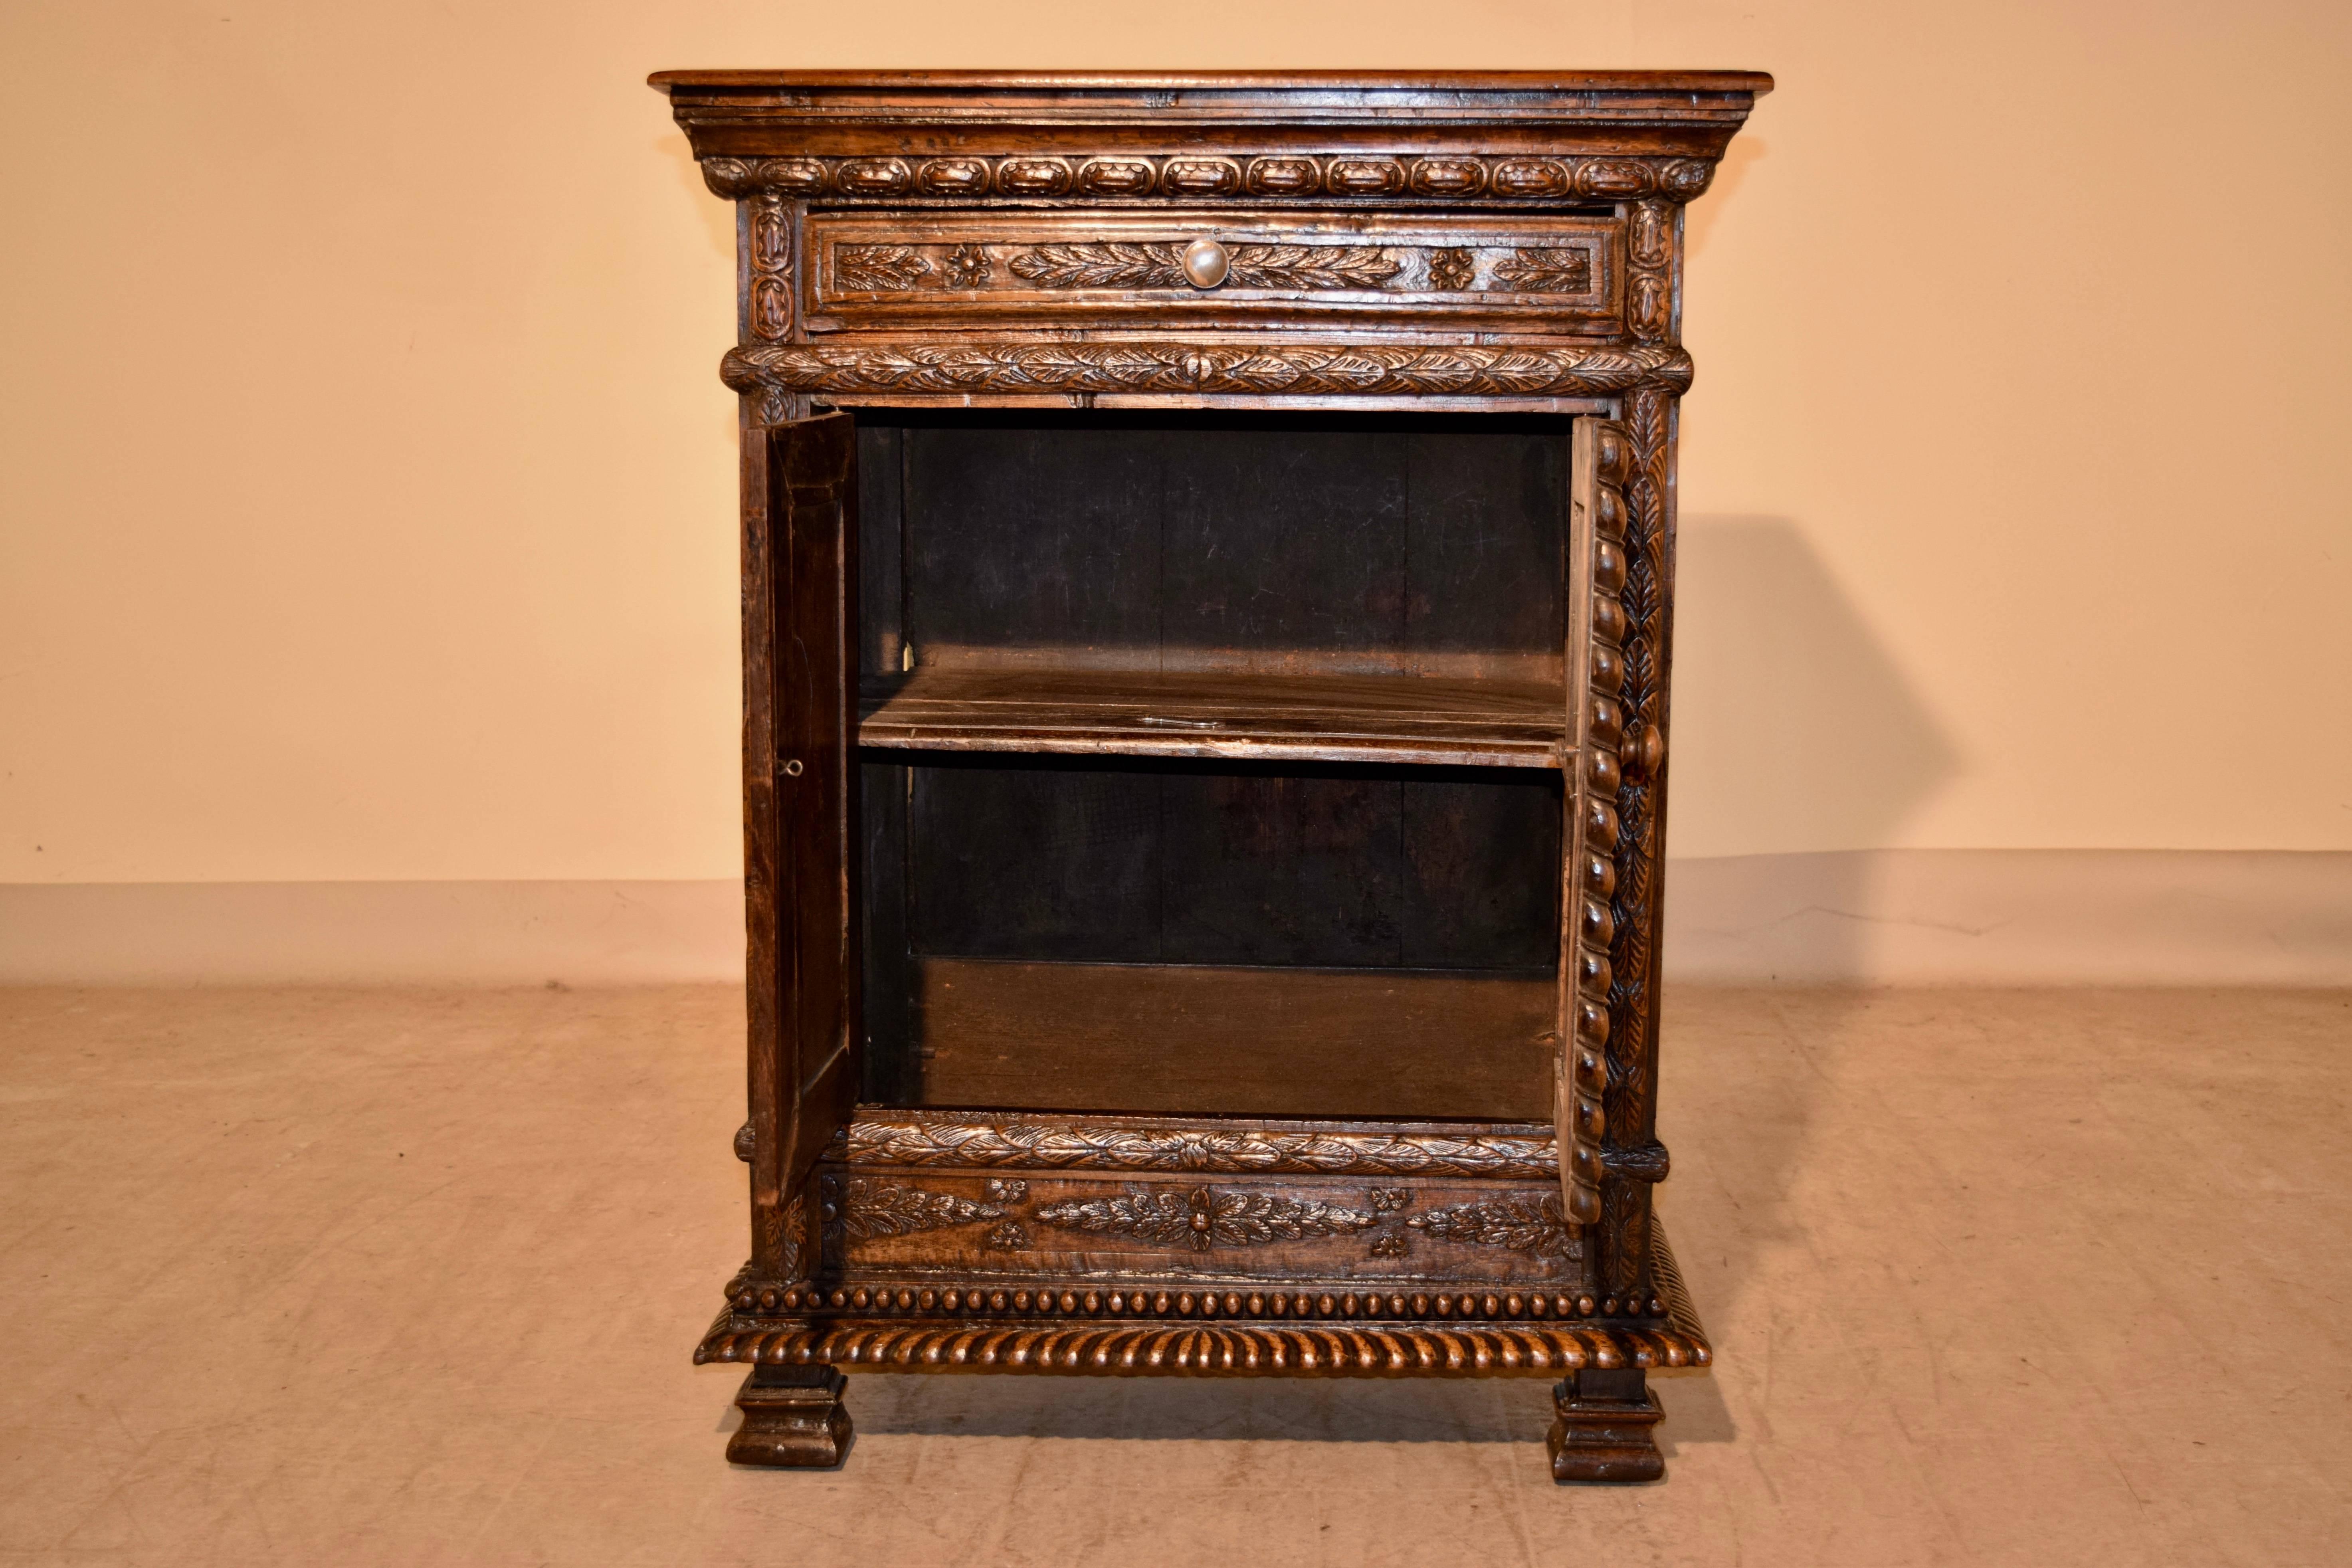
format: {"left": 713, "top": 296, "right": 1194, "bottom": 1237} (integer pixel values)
{"left": 818, "top": 1171, "right": 1583, "bottom": 1280}
{"left": 804, "top": 214, "right": 1621, "bottom": 328}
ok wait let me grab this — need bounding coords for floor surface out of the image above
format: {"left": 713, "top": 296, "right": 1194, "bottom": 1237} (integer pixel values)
{"left": 1, "top": 985, "right": 2346, "bottom": 1565}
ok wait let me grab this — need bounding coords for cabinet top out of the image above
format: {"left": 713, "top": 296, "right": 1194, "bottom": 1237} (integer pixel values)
{"left": 649, "top": 69, "right": 1773, "bottom": 96}
{"left": 651, "top": 70, "right": 1773, "bottom": 164}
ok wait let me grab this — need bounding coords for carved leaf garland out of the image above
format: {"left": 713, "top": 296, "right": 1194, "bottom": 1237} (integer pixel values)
{"left": 1406, "top": 1194, "right": 1574, "bottom": 1257}
{"left": 1226, "top": 244, "right": 1403, "bottom": 289}
{"left": 1033, "top": 1186, "right": 1380, "bottom": 1251}
{"left": 1010, "top": 242, "right": 1186, "bottom": 289}
{"left": 1491, "top": 247, "right": 1594, "bottom": 292}
{"left": 835, "top": 1178, "right": 1006, "bottom": 1240}
{"left": 1008, "top": 242, "right": 1402, "bottom": 291}
{"left": 834, "top": 244, "right": 931, "bottom": 291}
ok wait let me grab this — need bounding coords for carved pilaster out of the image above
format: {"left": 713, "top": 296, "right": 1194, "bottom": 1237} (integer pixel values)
{"left": 1625, "top": 198, "right": 1677, "bottom": 344}
{"left": 739, "top": 191, "right": 796, "bottom": 426}
{"left": 1600, "top": 386, "right": 1677, "bottom": 1299}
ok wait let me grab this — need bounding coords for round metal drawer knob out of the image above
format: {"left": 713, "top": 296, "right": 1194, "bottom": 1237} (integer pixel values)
{"left": 1182, "top": 237, "right": 1229, "bottom": 288}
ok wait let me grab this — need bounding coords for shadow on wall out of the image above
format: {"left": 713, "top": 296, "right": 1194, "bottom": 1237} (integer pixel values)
{"left": 1654, "top": 515, "right": 1959, "bottom": 1353}
{"left": 1664, "top": 513, "right": 1961, "bottom": 980}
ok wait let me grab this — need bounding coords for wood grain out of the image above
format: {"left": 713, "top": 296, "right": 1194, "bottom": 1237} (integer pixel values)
{"left": 861, "top": 666, "right": 1567, "bottom": 767}
{"left": 901, "top": 958, "right": 1556, "bottom": 1121}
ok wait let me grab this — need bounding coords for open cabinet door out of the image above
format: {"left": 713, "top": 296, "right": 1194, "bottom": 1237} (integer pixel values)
{"left": 1556, "top": 416, "right": 1631, "bottom": 1230}
{"left": 746, "top": 411, "right": 861, "bottom": 1281}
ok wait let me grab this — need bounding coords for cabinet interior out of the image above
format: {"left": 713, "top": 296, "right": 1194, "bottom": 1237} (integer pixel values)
{"left": 852, "top": 408, "right": 1574, "bottom": 1122}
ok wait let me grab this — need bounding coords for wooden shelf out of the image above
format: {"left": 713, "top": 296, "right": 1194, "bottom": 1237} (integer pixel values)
{"left": 895, "top": 958, "right": 1556, "bottom": 1121}
{"left": 858, "top": 666, "right": 1568, "bottom": 768}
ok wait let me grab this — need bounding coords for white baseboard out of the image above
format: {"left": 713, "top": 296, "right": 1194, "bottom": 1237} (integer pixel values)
{"left": 2, "top": 851, "right": 2345, "bottom": 986}
{"left": 1660, "top": 849, "right": 2352, "bottom": 984}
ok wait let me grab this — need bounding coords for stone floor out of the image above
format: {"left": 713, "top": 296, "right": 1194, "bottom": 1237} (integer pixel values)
{"left": 0, "top": 985, "right": 2346, "bottom": 1566}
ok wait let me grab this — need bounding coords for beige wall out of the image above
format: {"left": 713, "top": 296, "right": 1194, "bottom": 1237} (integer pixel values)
{"left": 4, "top": 0, "right": 2349, "bottom": 890}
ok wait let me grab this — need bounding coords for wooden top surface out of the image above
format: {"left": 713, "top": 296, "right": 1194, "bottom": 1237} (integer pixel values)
{"left": 652, "top": 69, "right": 1771, "bottom": 160}
{"left": 650, "top": 70, "right": 1774, "bottom": 96}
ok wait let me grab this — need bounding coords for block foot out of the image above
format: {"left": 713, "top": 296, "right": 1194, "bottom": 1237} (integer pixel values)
{"left": 727, "top": 1365, "right": 852, "bottom": 1469}
{"left": 1547, "top": 1368, "right": 1664, "bottom": 1483}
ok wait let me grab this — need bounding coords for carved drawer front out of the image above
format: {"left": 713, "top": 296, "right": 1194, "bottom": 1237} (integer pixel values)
{"left": 803, "top": 211, "right": 1621, "bottom": 333}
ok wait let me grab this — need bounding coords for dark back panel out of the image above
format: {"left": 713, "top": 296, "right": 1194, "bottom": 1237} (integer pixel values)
{"left": 861, "top": 410, "right": 1566, "bottom": 678}
{"left": 892, "top": 756, "right": 1558, "bottom": 972}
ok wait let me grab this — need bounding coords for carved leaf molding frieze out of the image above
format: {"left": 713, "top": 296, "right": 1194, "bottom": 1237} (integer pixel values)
{"left": 830, "top": 1172, "right": 1443, "bottom": 1257}
{"left": 835, "top": 1118, "right": 1560, "bottom": 1180}
{"left": 702, "top": 153, "right": 1718, "bottom": 204}
{"left": 724, "top": 342, "right": 1692, "bottom": 401}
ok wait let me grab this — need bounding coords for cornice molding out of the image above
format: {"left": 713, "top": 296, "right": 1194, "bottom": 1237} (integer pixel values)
{"left": 699, "top": 152, "right": 1718, "bottom": 204}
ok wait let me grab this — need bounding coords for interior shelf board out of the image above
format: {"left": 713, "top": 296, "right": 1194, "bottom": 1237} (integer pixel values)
{"left": 857, "top": 666, "right": 1570, "bottom": 768}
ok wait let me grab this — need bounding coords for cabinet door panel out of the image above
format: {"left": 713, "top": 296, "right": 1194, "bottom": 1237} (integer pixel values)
{"left": 758, "top": 412, "right": 863, "bottom": 1237}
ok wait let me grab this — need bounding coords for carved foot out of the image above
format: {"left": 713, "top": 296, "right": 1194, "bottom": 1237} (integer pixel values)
{"left": 727, "top": 1366, "right": 852, "bottom": 1469}
{"left": 1547, "top": 1368, "right": 1665, "bottom": 1483}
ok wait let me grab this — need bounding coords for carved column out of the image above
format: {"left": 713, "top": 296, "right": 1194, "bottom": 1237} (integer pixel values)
{"left": 1599, "top": 193, "right": 1688, "bottom": 1308}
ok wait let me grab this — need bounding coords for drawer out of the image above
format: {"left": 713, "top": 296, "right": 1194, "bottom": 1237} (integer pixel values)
{"left": 802, "top": 210, "right": 1622, "bottom": 335}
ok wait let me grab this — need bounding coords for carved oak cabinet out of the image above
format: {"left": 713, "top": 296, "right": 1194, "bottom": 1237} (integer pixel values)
{"left": 651, "top": 69, "right": 1770, "bottom": 1481}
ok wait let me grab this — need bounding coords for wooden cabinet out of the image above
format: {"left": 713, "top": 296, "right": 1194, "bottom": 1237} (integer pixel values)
{"left": 652, "top": 69, "right": 1771, "bottom": 1482}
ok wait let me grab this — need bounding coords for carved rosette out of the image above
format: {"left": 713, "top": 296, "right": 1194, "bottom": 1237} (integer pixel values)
{"left": 723, "top": 341, "right": 1691, "bottom": 400}
{"left": 835, "top": 1116, "right": 1560, "bottom": 1180}
{"left": 701, "top": 153, "right": 1718, "bottom": 204}
{"left": 1426, "top": 247, "right": 1477, "bottom": 291}
{"left": 942, "top": 244, "right": 991, "bottom": 289}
